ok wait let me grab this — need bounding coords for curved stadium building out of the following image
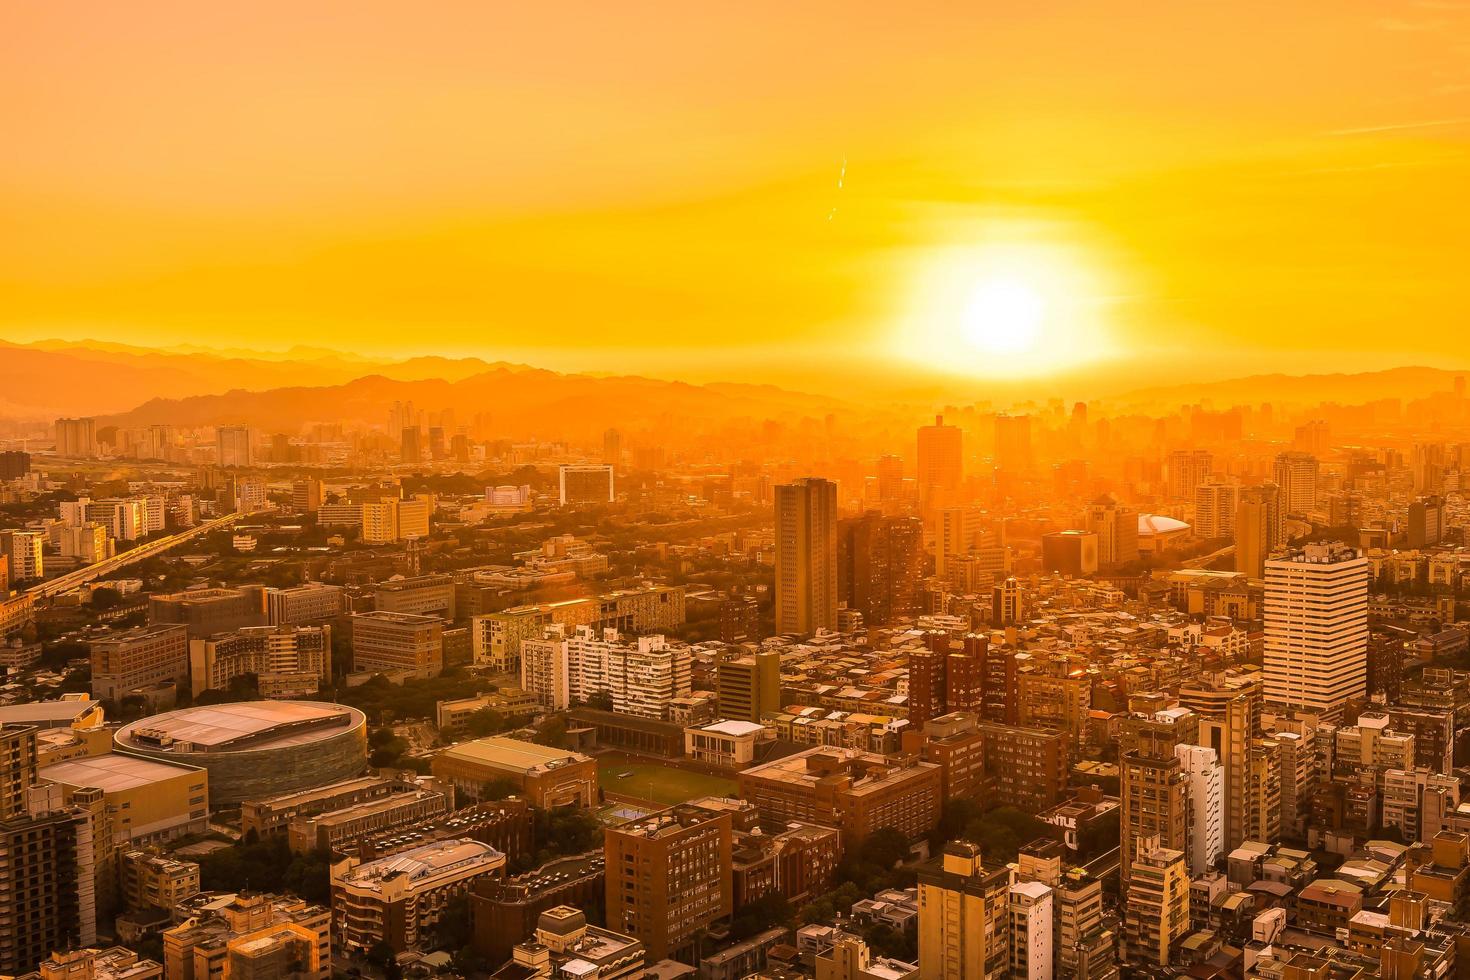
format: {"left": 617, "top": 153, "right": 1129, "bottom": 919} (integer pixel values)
{"left": 114, "top": 700, "right": 368, "bottom": 806}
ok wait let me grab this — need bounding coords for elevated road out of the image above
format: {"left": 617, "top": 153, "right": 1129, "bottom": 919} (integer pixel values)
{"left": 27, "top": 511, "right": 246, "bottom": 600}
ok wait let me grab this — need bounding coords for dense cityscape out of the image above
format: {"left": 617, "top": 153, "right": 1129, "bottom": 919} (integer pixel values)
{"left": 0, "top": 380, "right": 1468, "bottom": 980}
{"left": 6, "top": 3, "right": 1470, "bottom": 978}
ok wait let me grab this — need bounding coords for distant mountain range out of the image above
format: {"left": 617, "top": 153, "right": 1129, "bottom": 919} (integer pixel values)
{"left": 0, "top": 339, "right": 510, "bottom": 418}
{"left": 0, "top": 339, "right": 1463, "bottom": 433}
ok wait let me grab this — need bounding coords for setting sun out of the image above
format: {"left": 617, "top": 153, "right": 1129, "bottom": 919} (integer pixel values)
{"left": 962, "top": 279, "right": 1045, "bottom": 355}
{"left": 893, "top": 219, "right": 1124, "bottom": 379}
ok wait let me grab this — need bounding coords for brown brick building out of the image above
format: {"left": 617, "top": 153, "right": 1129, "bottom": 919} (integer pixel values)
{"left": 736, "top": 746, "right": 940, "bottom": 845}
{"left": 604, "top": 803, "right": 733, "bottom": 962}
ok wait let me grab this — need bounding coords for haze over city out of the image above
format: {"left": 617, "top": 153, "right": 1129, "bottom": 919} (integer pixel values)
{"left": 2, "top": 5, "right": 1470, "bottom": 980}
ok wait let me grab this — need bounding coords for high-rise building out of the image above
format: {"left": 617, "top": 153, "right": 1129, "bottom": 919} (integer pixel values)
{"left": 1122, "top": 835, "right": 1189, "bottom": 969}
{"left": 215, "top": 426, "right": 252, "bottom": 468}
{"left": 604, "top": 803, "right": 733, "bottom": 962}
{"left": 917, "top": 841, "right": 1012, "bottom": 980}
{"left": 1273, "top": 451, "right": 1319, "bottom": 514}
{"left": 1179, "top": 673, "right": 1262, "bottom": 851}
{"left": 917, "top": 416, "right": 963, "bottom": 507}
{"left": 1118, "top": 704, "right": 1196, "bottom": 884}
{"left": 1084, "top": 495, "right": 1138, "bottom": 567}
{"left": 54, "top": 417, "right": 98, "bottom": 459}
{"left": 1173, "top": 744, "right": 1223, "bottom": 875}
{"left": 876, "top": 454, "right": 905, "bottom": 505}
{"left": 0, "top": 451, "right": 31, "bottom": 480}
{"left": 716, "top": 651, "right": 780, "bottom": 723}
{"left": 602, "top": 428, "right": 622, "bottom": 467}
{"left": 291, "top": 477, "right": 324, "bottom": 513}
{"left": 0, "top": 531, "right": 44, "bottom": 583}
{"left": 1408, "top": 495, "right": 1446, "bottom": 549}
{"left": 837, "top": 513, "right": 923, "bottom": 627}
{"left": 1166, "top": 449, "right": 1212, "bottom": 500}
{"left": 400, "top": 426, "right": 422, "bottom": 464}
{"left": 1193, "top": 476, "right": 1238, "bottom": 539}
{"left": 994, "top": 414, "right": 1032, "bottom": 475}
{"left": 991, "top": 577, "right": 1023, "bottom": 625}
{"left": 1007, "top": 881, "right": 1053, "bottom": 980}
{"left": 717, "top": 595, "right": 760, "bottom": 645}
{"left": 775, "top": 478, "right": 838, "bottom": 636}
{"left": 0, "top": 728, "right": 105, "bottom": 974}
{"left": 1263, "top": 542, "right": 1369, "bottom": 720}
{"left": 559, "top": 464, "right": 615, "bottom": 505}
{"left": 565, "top": 628, "right": 691, "bottom": 721}
{"left": 1234, "top": 483, "right": 1284, "bottom": 578}
{"left": 936, "top": 506, "right": 991, "bottom": 577}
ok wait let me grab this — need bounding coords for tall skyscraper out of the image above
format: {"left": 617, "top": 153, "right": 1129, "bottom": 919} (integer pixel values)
{"left": 1263, "top": 542, "right": 1369, "bottom": 720}
{"left": 1192, "top": 476, "right": 1238, "bottom": 539}
{"left": 917, "top": 416, "right": 963, "bottom": 506}
{"left": 876, "top": 454, "right": 905, "bottom": 505}
{"left": 54, "top": 417, "right": 97, "bottom": 459}
{"left": 1273, "top": 451, "right": 1319, "bottom": 514}
{"left": 1234, "top": 483, "right": 1283, "bottom": 578}
{"left": 994, "top": 413, "right": 1032, "bottom": 474}
{"left": 602, "top": 428, "right": 622, "bottom": 467}
{"left": 775, "top": 478, "right": 838, "bottom": 636}
{"left": 215, "top": 425, "right": 252, "bottom": 468}
{"left": 400, "top": 426, "right": 422, "bottom": 464}
{"left": 837, "top": 512, "right": 923, "bottom": 627}
{"left": 1166, "top": 449, "right": 1212, "bottom": 500}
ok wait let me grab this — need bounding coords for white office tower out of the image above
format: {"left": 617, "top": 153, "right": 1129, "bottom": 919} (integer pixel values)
{"left": 1007, "top": 881, "right": 1054, "bottom": 980}
{"left": 1174, "top": 744, "right": 1225, "bottom": 875}
{"left": 1263, "top": 542, "right": 1369, "bottom": 721}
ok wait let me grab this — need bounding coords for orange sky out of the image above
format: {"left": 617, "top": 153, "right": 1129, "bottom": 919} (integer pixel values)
{"left": 2, "top": 1, "right": 1468, "bottom": 389}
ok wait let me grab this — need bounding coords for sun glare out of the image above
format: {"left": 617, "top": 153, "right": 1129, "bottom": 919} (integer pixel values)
{"left": 892, "top": 218, "right": 1124, "bottom": 378}
{"left": 962, "top": 279, "right": 1045, "bottom": 354}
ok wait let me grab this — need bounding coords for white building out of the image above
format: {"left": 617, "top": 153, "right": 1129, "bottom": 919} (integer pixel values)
{"left": 1263, "top": 542, "right": 1369, "bottom": 720}
{"left": 60, "top": 523, "right": 110, "bottom": 564}
{"left": 568, "top": 627, "right": 690, "bottom": 720}
{"left": 1175, "top": 744, "right": 1225, "bottom": 875}
{"left": 1, "top": 530, "right": 44, "bottom": 582}
{"left": 1007, "top": 880, "right": 1053, "bottom": 980}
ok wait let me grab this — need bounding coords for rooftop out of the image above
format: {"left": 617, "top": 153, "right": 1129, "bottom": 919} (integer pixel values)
{"left": 116, "top": 700, "right": 362, "bottom": 753}
{"left": 438, "top": 735, "right": 591, "bottom": 772}
{"left": 339, "top": 838, "right": 503, "bottom": 889}
{"left": 40, "top": 753, "right": 202, "bottom": 793}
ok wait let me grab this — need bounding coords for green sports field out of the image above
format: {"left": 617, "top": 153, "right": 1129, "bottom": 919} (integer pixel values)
{"left": 597, "top": 758, "right": 738, "bottom": 806}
